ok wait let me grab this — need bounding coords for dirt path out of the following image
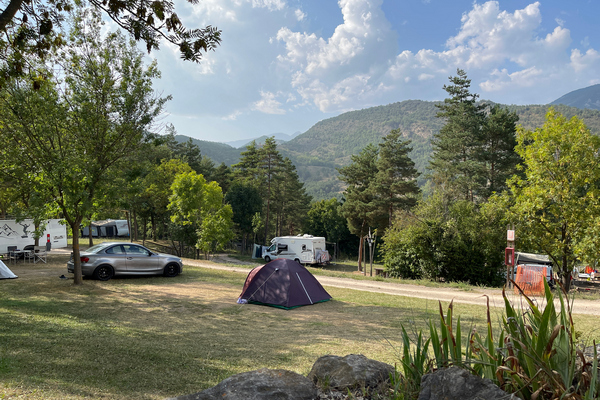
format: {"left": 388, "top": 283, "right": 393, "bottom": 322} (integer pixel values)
{"left": 185, "top": 256, "right": 600, "bottom": 316}
{"left": 17, "top": 250, "right": 600, "bottom": 316}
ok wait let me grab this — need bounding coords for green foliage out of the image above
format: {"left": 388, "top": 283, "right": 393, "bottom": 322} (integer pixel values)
{"left": 394, "top": 282, "right": 600, "bottom": 400}
{"left": 233, "top": 137, "right": 312, "bottom": 243}
{"left": 0, "top": 0, "right": 221, "bottom": 87}
{"left": 306, "top": 198, "right": 355, "bottom": 257}
{"left": 374, "top": 129, "right": 420, "bottom": 226}
{"left": 0, "top": 9, "right": 167, "bottom": 284}
{"left": 169, "top": 171, "right": 233, "bottom": 258}
{"left": 505, "top": 108, "right": 600, "bottom": 291}
{"left": 430, "top": 69, "right": 520, "bottom": 202}
{"left": 383, "top": 192, "right": 506, "bottom": 286}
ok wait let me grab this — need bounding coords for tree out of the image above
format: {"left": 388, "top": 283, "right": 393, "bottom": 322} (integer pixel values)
{"left": 373, "top": 129, "right": 420, "bottom": 227}
{"left": 480, "top": 105, "right": 521, "bottom": 197}
{"left": 169, "top": 171, "right": 233, "bottom": 259}
{"left": 338, "top": 144, "right": 385, "bottom": 270}
{"left": 232, "top": 138, "right": 309, "bottom": 242}
{"left": 0, "top": 12, "right": 167, "bottom": 284}
{"left": 225, "top": 182, "right": 263, "bottom": 254}
{"left": 273, "top": 158, "right": 312, "bottom": 236}
{"left": 429, "top": 69, "right": 485, "bottom": 202}
{"left": 430, "top": 69, "right": 520, "bottom": 202}
{"left": 306, "top": 198, "right": 353, "bottom": 259}
{"left": 382, "top": 192, "right": 506, "bottom": 285}
{"left": 0, "top": 0, "right": 221, "bottom": 87}
{"left": 506, "top": 109, "right": 600, "bottom": 291}
{"left": 142, "top": 159, "right": 193, "bottom": 241}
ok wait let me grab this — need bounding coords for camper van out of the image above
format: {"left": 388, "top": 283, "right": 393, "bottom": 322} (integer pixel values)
{"left": 263, "top": 235, "right": 330, "bottom": 265}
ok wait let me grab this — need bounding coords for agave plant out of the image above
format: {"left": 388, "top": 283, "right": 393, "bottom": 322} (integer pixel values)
{"left": 394, "top": 279, "right": 600, "bottom": 400}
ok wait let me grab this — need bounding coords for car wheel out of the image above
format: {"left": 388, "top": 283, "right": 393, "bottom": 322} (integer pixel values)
{"left": 264, "top": 256, "right": 271, "bottom": 263}
{"left": 163, "top": 263, "right": 180, "bottom": 277}
{"left": 294, "top": 258, "right": 301, "bottom": 265}
{"left": 94, "top": 265, "right": 114, "bottom": 281}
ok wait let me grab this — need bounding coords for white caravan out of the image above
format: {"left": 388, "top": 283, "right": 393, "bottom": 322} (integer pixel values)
{"left": 0, "top": 219, "right": 67, "bottom": 254}
{"left": 263, "top": 235, "right": 330, "bottom": 265}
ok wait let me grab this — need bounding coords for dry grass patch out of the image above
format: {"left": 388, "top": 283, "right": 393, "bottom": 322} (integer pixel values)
{"left": 1, "top": 253, "right": 600, "bottom": 400}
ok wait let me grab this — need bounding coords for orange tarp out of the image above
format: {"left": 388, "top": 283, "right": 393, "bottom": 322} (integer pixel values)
{"left": 514, "top": 265, "right": 546, "bottom": 296}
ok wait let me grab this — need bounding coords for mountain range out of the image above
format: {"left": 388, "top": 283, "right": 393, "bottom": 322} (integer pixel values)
{"left": 176, "top": 85, "right": 600, "bottom": 201}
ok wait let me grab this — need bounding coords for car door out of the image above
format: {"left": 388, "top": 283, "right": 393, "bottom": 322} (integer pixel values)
{"left": 123, "top": 244, "right": 159, "bottom": 273}
{"left": 104, "top": 244, "right": 128, "bottom": 272}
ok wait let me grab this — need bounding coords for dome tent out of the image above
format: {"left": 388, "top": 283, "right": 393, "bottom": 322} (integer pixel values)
{"left": 238, "top": 258, "right": 332, "bottom": 309}
{"left": 0, "top": 260, "right": 17, "bottom": 279}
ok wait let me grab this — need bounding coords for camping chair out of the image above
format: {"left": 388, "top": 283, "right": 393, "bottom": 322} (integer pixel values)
{"left": 24, "top": 248, "right": 36, "bottom": 263}
{"left": 7, "top": 246, "right": 17, "bottom": 264}
{"left": 33, "top": 246, "right": 47, "bottom": 264}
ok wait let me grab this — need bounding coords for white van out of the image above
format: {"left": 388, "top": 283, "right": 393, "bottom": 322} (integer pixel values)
{"left": 263, "top": 235, "right": 330, "bottom": 265}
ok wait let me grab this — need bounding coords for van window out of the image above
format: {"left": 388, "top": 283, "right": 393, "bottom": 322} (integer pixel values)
{"left": 302, "top": 245, "right": 306, "bottom": 251}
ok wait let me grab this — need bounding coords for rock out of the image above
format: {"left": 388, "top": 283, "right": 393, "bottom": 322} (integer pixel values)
{"left": 418, "top": 366, "right": 514, "bottom": 400}
{"left": 307, "top": 354, "right": 394, "bottom": 393}
{"left": 167, "top": 368, "right": 317, "bottom": 400}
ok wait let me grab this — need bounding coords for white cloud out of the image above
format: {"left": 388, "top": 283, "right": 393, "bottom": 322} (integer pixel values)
{"left": 273, "top": 0, "right": 588, "bottom": 112}
{"left": 251, "top": 0, "right": 285, "bottom": 11}
{"left": 295, "top": 8, "right": 305, "bottom": 21}
{"left": 570, "top": 48, "right": 600, "bottom": 73}
{"left": 275, "top": 0, "right": 396, "bottom": 112}
{"left": 253, "top": 91, "right": 287, "bottom": 114}
{"left": 223, "top": 110, "right": 244, "bottom": 120}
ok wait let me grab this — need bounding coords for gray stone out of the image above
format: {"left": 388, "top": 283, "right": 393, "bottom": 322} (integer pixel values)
{"left": 417, "top": 366, "right": 515, "bottom": 400}
{"left": 307, "top": 354, "right": 394, "bottom": 392}
{"left": 167, "top": 368, "right": 317, "bottom": 400}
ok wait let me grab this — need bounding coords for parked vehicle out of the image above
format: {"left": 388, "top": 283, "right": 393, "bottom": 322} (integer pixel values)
{"left": 67, "top": 242, "right": 183, "bottom": 281}
{"left": 263, "top": 235, "right": 330, "bottom": 265}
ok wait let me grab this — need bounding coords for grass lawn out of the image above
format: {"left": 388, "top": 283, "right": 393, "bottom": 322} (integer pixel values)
{"left": 2, "top": 253, "right": 600, "bottom": 399}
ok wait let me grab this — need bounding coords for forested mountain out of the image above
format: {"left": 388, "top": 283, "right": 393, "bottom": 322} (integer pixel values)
{"left": 550, "top": 84, "right": 600, "bottom": 110}
{"left": 178, "top": 101, "right": 600, "bottom": 201}
{"left": 174, "top": 135, "right": 242, "bottom": 166}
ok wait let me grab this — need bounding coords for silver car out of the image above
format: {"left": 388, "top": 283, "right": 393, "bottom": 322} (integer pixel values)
{"left": 67, "top": 242, "right": 183, "bottom": 281}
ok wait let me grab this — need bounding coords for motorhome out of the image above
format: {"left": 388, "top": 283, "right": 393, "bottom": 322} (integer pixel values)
{"left": 263, "top": 235, "right": 330, "bottom": 265}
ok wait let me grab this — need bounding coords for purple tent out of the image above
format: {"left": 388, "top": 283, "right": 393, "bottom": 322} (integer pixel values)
{"left": 238, "top": 258, "right": 332, "bottom": 309}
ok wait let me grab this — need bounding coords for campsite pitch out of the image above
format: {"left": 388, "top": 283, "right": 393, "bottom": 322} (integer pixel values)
{"left": 2, "top": 251, "right": 600, "bottom": 400}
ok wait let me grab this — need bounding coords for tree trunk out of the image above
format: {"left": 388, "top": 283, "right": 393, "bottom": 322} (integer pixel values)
{"left": 151, "top": 214, "right": 156, "bottom": 241}
{"left": 357, "top": 235, "right": 363, "bottom": 272}
{"left": 71, "top": 218, "right": 84, "bottom": 285}
{"left": 88, "top": 222, "right": 94, "bottom": 247}
{"left": 133, "top": 211, "right": 138, "bottom": 241}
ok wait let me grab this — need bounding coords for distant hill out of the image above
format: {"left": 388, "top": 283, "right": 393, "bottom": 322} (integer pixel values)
{"left": 224, "top": 131, "right": 302, "bottom": 149}
{"left": 550, "top": 84, "right": 600, "bottom": 110}
{"left": 174, "top": 135, "right": 242, "bottom": 166}
{"left": 177, "top": 101, "right": 600, "bottom": 201}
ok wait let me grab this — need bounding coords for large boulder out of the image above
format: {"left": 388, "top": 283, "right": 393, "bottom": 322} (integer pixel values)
{"left": 307, "top": 354, "right": 394, "bottom": 393}
{"left": 167, "top": 368, "right": 317, "bottom": 400}
{"left": 418, "top": 366, "right": 514, "bottom": 400}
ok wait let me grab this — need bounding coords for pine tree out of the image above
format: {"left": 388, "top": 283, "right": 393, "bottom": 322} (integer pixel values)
{"left": 429, "top": 69, "right": 486, "bottom": 202}
{"left": 373, "top": 129, "right": 420, "bottom": 227}
{"left": 481, "top": 105, "right": 521, "bottom": 197}
{"left": 338, "top": 144, "right": 384, "bottom": 270}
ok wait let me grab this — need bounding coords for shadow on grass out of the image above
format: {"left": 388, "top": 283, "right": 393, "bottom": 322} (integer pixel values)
{"left": 0, "top": 266, "right": 503, "bottom": 399}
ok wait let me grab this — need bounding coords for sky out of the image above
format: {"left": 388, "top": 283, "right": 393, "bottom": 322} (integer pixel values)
{"left": 143, "top": 0, "right": 600, "bottom": 144}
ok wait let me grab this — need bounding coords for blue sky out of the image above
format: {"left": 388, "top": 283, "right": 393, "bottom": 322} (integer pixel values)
{"left": 145, "top": 0, "right": 600, "bottom": 143}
